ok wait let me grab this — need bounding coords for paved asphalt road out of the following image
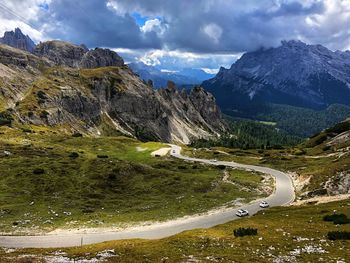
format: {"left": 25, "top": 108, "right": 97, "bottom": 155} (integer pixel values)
{"left": 0, "top": 145, "right": 295, "bottom": 248}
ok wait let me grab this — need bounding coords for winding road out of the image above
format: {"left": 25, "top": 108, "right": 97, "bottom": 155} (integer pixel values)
{"left": 0, "top": 145, "right": 295, "bottom": 248}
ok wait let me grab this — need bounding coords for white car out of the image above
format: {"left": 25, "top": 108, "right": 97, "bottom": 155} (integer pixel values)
{"left": 259, "top": 201, "right": 269, "bottom": 208}
{"left": 211, "top": 159, "right": 217, "bottom": 163}
{"left": 235, "top": 209, "right": 249, "bottom": 217}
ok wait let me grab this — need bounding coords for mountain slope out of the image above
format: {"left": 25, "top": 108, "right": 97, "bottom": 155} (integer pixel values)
{"left": 0, "top": 42, "right": 226, "bottom": 144}
{"left": 203, "top": 40, "right": 350, "bottom": 111}
{"left": 0, "top": 28, "right": 35, "bottom": 52}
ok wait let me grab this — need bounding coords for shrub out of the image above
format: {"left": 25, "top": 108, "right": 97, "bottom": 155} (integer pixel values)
{"left": 217, "top": 165, "right": 226, "bottom": 170}
{"left": 72, "top": 132, "right": 83, "bottom": 137}
{"left": 39, "top": 110, "right": 49, "bottom": 119}
{"left": 233, "top": 227, "right": 258, "bottom": 237}
{"left": 322, "top": 145, "right": 331, "bottom": 151}
{"left": 21, "top": 128, "right": 33, "bottom": 133}
{"left": 323, "top": 214, "right": 350, "bottom": 225}
{"left": 327, "top": 231, "right": 350, "bottom": 240}
{"left": 33, "top": 168, "right": 45, "bottom": 174}
{"left": 69, "top": 152, "right": 79, "bottom": 159}
{"left": 0, "top": 111, "right": 13, "bottom": 126}
{"left": 294, "top": 148, "right": 306, "bottom": 156}
{"left": 37, "top": 90, "right": 47, "bottom": 100}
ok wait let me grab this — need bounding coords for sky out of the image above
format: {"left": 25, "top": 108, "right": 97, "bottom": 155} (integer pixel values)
{"left": 1, "top": 0, "right": 350, "bottom": 73}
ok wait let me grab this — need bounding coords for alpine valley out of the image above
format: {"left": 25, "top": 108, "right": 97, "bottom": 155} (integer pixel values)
{"left": 0, "top": 18, "right": 349, "bottom": 263}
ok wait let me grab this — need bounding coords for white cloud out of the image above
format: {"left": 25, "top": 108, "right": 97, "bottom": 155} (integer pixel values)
{"left": 160, "top": 69, "right": 179, "bottom": 73}
{"left": 201, "top": 23, "right": 223, "bottom": 44}
{"left": 201, "top": 68, "right": 220, "bottom": 74}
{"left": 141, "top": 18, "right": 167, "bottom": 35}
{"left": 136, "top": 48, "right": 242, "bottom": 69}
{"left": 0, "top": 0, "right": 49, "bottom": 42}
{"left": 0, "top": 19, "right": 44, "bottom": 42}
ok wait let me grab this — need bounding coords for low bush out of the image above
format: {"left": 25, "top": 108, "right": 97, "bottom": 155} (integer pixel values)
{"left": 0, "top": 111, "right": 13, "bottom": 126}
{"left": 233, "top": 227, "right": 258, "bottom": 237}
{"left": 39, "top": 110, "right": 49, "bottom": 119}
{"left": 217, "top": 165, "right": 226, "bottom": 170}
{"left": 37, "top": 90, "right": 47, "bottom": 100}
{"left": 69, "top": 152, "right": 79, "bottom": 159}
{"left": 97, "top": 155, "right": 108, "bottom": 159}
{"left": 33, "top": 168, "right": 45, "bottom": 174}
{"left": 322, "top": 145, "right": 331, "bottom": 151}
{"left": 327, "top": 231, "right": 350, "bottom": 240}
{"left": 323, "top": 214, "right": 350, "bottom": 225}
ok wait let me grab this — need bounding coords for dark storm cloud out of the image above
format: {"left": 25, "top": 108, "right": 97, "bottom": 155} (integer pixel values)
{"left": 254, "top": 1, "right": 325, "bottom": 19}
{"left": 32, "top": 0, "right": 329, "bottom": 52}
{"left": 4, "top": 0, "right": 350, "bottom": 53}
{"left": 37, "top": 0, "right": 162, "bottom": 49}
{"left": 107, "top": 0, "right": 329, "bottom": 52}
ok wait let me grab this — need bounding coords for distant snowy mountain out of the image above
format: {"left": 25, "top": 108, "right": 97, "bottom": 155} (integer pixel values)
{"left": 203, "top": 40, "right": 350, "bottom": 113}
{"left": 129, "top": 62, "right": 214, "bottom": 88}
{"left": 0, "top": 28, "right": 35, "bottom": 52}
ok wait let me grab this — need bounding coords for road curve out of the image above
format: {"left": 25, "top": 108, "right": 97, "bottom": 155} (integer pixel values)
{"left": 0, "top": 145, "right": 294, "bottom": 248}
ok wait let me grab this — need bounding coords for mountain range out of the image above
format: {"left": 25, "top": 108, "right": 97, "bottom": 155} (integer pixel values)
{"left": 0, "top": 31, "right": 226, "bottom": 144}
{"left": 1, "top": 28, "right": 350, "bottom": 140}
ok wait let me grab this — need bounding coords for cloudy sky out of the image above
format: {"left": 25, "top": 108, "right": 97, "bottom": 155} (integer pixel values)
{"left": 1, "top": 0, "right": 350, "bottom": 72}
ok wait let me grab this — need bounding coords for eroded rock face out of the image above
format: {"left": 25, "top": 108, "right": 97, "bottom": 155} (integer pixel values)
{"left": 80, "top": 48, "right": 124, "bottom": 68}
{"left": 325, "top": 170, "right": 350, "bottom": 195}
{"left": 34, "top": 40, "right": 87, "bottom": 67}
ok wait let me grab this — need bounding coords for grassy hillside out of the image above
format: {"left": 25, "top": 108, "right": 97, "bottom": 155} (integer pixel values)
{"left": 0, "top": 126, "right": 268, "bottom": 234}
{"left": 2, "top": 199, "right": 349, "bottom": 262}
{"left": 185, "top": 119, "right": 350, "bottom": 199}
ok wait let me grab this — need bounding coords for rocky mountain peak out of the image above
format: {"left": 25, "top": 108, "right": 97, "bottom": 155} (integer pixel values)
{"left": 203, "top": 40, "right": 350, "bottom": 111}
{"left": 79, "top": 48, "right": 124, "bottom": 69}
{"left": 34, "top": 40, "right": 87, "bottom": 67}
{"left": 0, "top": 28, "right": 36, "bottom": 52}
{"left": 281, "top": 39, "right": 307, "bottom": 49}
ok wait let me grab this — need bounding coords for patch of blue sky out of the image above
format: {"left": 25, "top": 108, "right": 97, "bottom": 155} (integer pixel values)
{"left": 39, "top": 2, "right": 49, "bottom": 10}
{"left": 130, "top": 12, "right": 148, "bottom": 26}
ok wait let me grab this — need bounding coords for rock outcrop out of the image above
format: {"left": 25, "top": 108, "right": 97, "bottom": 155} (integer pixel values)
{"left": 34, "top": 41, "right": 125, "bottom": 69}
{"left": 80, "top": 48, "right": 124, "bottom": 68}
{"left": 0, "top": 28, "right": 35, "bottom": 52}
{"left": 34, "top": 40, "right": 87, "bottom": 67}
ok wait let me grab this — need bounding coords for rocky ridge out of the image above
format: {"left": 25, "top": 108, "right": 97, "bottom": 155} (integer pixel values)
{"left": 0, "top": 40, "right": 226, "bottom": 143}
